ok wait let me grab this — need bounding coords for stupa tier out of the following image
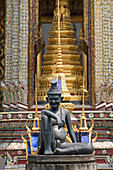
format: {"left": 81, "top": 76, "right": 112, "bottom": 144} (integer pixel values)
{"left": 38, "top": 0, "right": 89, "bottom": 102}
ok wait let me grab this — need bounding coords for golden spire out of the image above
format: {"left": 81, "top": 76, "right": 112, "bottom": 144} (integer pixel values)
{"left": 79, "top": 77, "right": 88, "bottom": 131}
{"left": 37, "top": 0, "right": 88, "bottom": 102}
{"left": 55, "top": 0, "right": 71, "bottom": 100}
{"left": 56, "top": 0, "right": 63, "bottom": 73}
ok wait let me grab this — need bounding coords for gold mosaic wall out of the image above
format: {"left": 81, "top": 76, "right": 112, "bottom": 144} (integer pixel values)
{"left": 90, "top": 0, "right": 95, "bottom": 107}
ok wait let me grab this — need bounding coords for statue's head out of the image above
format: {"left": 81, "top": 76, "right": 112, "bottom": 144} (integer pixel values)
{"left": 46, "top": 79, "right": 63, "bottom": 109}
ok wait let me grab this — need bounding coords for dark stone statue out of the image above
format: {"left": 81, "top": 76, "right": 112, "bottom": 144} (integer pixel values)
{"left": 39, "top": 79, "right": 94, "bottom": 155}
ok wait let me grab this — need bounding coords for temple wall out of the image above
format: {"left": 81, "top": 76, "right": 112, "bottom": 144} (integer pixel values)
{"left": 94, "top": 0, "right": 113, "bottom": 104}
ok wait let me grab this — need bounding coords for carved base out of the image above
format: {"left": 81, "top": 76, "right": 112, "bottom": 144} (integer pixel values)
{"left": 26, "top": 154, "right": 97, "bottom": 170}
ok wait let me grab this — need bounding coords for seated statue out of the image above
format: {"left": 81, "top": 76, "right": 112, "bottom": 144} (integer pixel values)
{"left": 39, "top": 79, "right": 94, "bottom": 155}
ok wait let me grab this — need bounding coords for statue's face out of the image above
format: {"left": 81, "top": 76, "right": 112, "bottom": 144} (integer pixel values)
{"left": 47, "top": 94, "right": 61, "bottom": 109}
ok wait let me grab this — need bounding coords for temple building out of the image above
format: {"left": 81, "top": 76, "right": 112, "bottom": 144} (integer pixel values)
{"left": 0, "top": 0, "right": 113, "bottom": 169}
{"left": 0, "top": 0, "right": 113, "bottom": 110}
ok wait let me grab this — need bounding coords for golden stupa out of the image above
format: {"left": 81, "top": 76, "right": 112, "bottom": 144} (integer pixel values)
{"left": 38, "top": 0, "right": 88, "bottom": 102}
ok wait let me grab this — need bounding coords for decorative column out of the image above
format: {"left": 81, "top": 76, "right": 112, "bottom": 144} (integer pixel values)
{"left": 5, "top": 0, "right": 29, "bottom": 110}
{"left": 5, "top": 0, "right": 13, "bottom": 84}
{"left": 11, "top": 0, "right": 19, "bottom": 82}
{"left": 102, "top": 0, "right": 112, "bottom": 82}
{"left": 82, "top": 0, "right": 89, "bottom": 90}
{"left": 0, "top": 1, "right": 5, "bottom": 111}
{"left": 83, "top": 0, "right": 89, "bottom": 44}
{"left": 88, "top": 0, "right": 95, "bottom": 107}
{"left": 28, "top": 0, "right": 35, "bottom": 109}
{"left": 19, "top": 0, "right": 29, "bottom": 90}
{"left": 94, "top": 0, "right": 113, "bottom": 103}
{"left": 83, "top": 0, "right": 95, "bottom": 107}
{"left": 34, "top": 0, "right": 42, "bottom": 91}
{"left": 90, "top": 0, "right": 95, "bottom": 107}
{"left": 110, "top": 0, "right": 113, "bottom": 81}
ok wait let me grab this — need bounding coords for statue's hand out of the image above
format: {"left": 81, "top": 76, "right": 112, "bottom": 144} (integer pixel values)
{"left": 56, "top": 116, "right": 63, "bottom": 129}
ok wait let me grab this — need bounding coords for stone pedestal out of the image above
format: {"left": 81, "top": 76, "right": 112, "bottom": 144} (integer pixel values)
{"left": 26, "top": 154, "right": 97, "bottom": 170}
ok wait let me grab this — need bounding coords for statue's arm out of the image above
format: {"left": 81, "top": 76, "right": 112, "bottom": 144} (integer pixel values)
{"left": 42, "top": 109, "right": 62, "bottom": 129}
{"left": 42, "top": 109, "right": 57, "bottom": 120}
{"left": 66, "top": 110, "right": 76, "bottom": 143}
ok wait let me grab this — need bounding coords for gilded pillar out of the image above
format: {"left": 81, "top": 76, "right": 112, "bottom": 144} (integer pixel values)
{"left": 28, "top": 0, "right": 35, "bottom": 109}
{"left": 34, "top": 0, "right": 42, "bottom": 90}
{"left": 83, "top": 0, "right": 88, "bottom": 44}
{"left": 82, "top": 0, "right": 88, "bottom": 92}
{"left": 34, "top": 0, "right": 40, "bottom": 52}
{"left": 88, "top": 0, "right": 95, "bottom": 107}
{"left": 90, "top": 0, "right": 95, "bottom": 107}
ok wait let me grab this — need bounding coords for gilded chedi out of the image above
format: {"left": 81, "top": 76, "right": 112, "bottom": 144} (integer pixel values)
{"left": 38, "top": 0, "right": 88, "bottom": 102}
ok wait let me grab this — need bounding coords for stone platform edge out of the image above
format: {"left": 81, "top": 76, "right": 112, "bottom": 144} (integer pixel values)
{"left": 27, "top": 154, "right": 95, "bottom": 164}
